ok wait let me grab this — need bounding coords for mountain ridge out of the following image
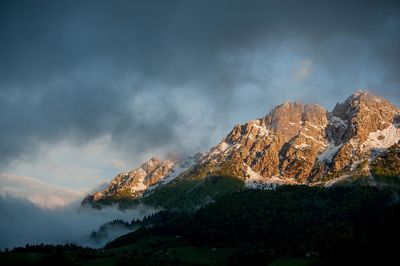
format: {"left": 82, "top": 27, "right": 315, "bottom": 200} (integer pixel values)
{"left": 83, "top": 90, "right": 400, "bottom": 206}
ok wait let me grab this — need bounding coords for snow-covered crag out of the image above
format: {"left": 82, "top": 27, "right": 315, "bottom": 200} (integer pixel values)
{"left": 83, "top": 157, "right": 172, "bottom": 203}
{"left": 83, "top": 156, "right": 197, "bottom": 204}
{"left": 309, "top": 90, "right": 400, "bottom": 183}
{"left": 83, "top": 91, "right": 400, "bottom": 204}
{"left": 180, "top": 90, "right": 400, "bottom": 187}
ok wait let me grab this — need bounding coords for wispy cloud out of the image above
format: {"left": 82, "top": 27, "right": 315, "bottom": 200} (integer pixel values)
{"left": 294, "top": 59, "right": 314, "bottom": 80}
{"left": 0, "top": 174, "right": 84, "bottom": 208}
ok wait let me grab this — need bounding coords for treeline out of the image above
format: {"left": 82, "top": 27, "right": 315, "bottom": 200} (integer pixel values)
{"left": 87, "top": 175, "right": 245, "bottom": 210}
{"left": 371, "top": 142, "right": 400, "bottom": 184}
{"left": 106, "top": 185, "right": 400, "bottom": 265}
{"left": 3, "top": 185, "right": 400, "bottom": 265}
{"left": 1, "top": 244, "right": 99, "bottom": 266}
{"left": 6, "top": 243, "right": 94, "bottom": 254}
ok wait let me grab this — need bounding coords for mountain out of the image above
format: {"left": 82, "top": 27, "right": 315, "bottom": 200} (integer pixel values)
{"left": 83, "top": 91, "right": 400, "bottom": 207}
{"left": 82, "top": 155, "right": 198, "bottom": 205}
{"left": 192, "top": 90, "right": 400, "bottom": 187}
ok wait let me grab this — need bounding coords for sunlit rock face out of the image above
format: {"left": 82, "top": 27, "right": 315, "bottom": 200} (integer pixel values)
{"left": 331, "top": 92, "right": 399, "bottom": 168}
{"left": 83, "top": 157, "right": 176, "bottom": 203}
{"left": 82, "top": 154, "right": 198, "bottom": 205}
{"left": 309, "top": 91, "right": 400, "bottom": 182}
{"left": 196, "top": 102, "right": 329, "bottom": 183}
{"left": 193, "top": 90, "right": 399, "bottom": 186}
{"left": 84, "top": 91, "right": 400, "bottom": 204}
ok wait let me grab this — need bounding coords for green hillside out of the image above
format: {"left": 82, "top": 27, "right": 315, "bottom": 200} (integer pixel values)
{"left": 141, "top": 175, "right": 245, "bottom": 210}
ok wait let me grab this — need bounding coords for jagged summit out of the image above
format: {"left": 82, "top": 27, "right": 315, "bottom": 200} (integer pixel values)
{"left": 82, "top": 154, "right": 196, "bottom": 204}
{"left": 351, "top": 89, "right": 387, "bottom": 101}
{"left": 264, "top": 101, "right": 327, "bottom": 134}
{"left": 321, "top": 90, "right": 400, "bottom": 178}
{"left": 83, "top": 90, "right": 400, "bottom": 205}
{"left": 82, "top": 156, "right": 173, "bottom": 203}
{"left": 195, "top": 90, "right": 399, "bottom": 186}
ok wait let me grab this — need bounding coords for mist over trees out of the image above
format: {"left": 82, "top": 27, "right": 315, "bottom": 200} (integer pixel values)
{"left": 0, "top": 195, "right": 157, "bottom": 250}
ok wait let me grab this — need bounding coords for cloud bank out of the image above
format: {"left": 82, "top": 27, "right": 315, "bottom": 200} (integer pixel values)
{"left": 0, "top": 0, "right": 399, "bottom": 188}
{"left": 0, "top": 196, "right": 157, "bottom": 250}
{"left": 0, "top": 174, "right": 84, "bottom": 208}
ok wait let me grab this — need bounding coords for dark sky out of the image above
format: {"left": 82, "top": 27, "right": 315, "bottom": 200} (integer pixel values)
{"left": 0, "top": 0, "right": 399, "bottom": 189}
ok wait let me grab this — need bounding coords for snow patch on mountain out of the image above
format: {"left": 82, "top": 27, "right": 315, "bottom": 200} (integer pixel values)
{"left": 146, "top": 156, "right": 197, "bottom": 191}
{"left": 294, "top": 143, "right": 311, "bottom": 150}
{"left": 244, "top": 164, "right": 299, "bottom": 189}
{"left": 317, "top": 143, "right": 343, "bottom": 162}
{"left": 362, "top": 124, "right": 400, "bottom": 151}
{"left": 132, "top": 175, "right": 148, "bottom": 192}
{"left": 299, "top": 132, "right": 327, "bottom": 146}
{"left": 330, "top": 116, "right": 347, "bottom": 128}
{"left": 249, "top": 120, "right": 270, "bottom": 137}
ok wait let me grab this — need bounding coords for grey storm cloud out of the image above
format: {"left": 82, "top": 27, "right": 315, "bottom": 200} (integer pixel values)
{"left": 0, "top": 0, "right": 399, "bottom": 166}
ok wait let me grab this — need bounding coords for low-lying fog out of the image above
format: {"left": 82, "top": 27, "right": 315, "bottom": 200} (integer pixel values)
{"left": 0, "top": 195, "right": 157, "bottom": 250}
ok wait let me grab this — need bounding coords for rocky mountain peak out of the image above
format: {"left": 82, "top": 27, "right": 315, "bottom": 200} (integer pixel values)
{"left": 140, "top": 157, "right": 161, "bottom": 174}
{"left": 196, "top": 101, "right": 330, "bottom": 183}
{"left": 263, "top": 101, "right": 327, "bottom": 140}
{"left": 329, "top": 90, "right": 399, "bottom": 144}
{"left": 82, "top": 153, "right": 199, "bottom": 205}
{"left": 198, "top": 91, "right": 399, "bottom": 186}
{"left": 83, "top": 90, "right": 400, "bottom": 206}
{"left": 82, "top": 156, "right": 176, "bottom": 204}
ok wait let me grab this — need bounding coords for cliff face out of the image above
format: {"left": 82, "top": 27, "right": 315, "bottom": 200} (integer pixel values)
{"left": 310, "top": 91, "right": 400, "bottom": 182}
{"left": 83, "top": 91, "right": 400, "bottom": 205}
{"left": 195, "top": 102, "right": 329, "bottom": 183}
{"left": 82, "top": 154, "right": 198, "bottom": 204}
{"left": 185, "top": 91, "right": 399, "bottom": 187}
{"left": 330, "top": 91, "right": 398, "bottom": 144}
{"left": 83, "top": 157, "right": 175, "bottom": 203}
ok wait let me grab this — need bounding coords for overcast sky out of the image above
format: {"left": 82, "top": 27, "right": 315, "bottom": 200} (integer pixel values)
{"left": 0, "top": 0, "right": 399, "bottom": 196}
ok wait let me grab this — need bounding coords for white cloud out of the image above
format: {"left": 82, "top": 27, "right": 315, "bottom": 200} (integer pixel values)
{"left": 0, "top": 174, "right": 84, "bottom": 208}
{"left": 3, "top": 136, "right": 134, "bottom": 192}
{"left": 294, "top": 59, "right": 314, "bottom": 80}
{"left": 110, "top": 159, "right": 127, "bottom": 169}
